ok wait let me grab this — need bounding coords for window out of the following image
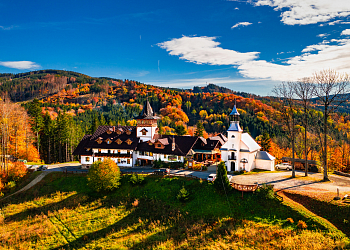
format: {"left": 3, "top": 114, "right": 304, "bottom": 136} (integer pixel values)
{"left": 127, "top": 159, "right": 130, "bottom": 164}
{"left": 98, "top": 149, "right": 101, "bottom": 153}
{"left": 116, "top": 139, "right": 123, "bottom": 144}
{"left": 97, "top": 158, "right": 102, "bottom": 161}
{"left": 126, "top": 139, "right": 133, "bottom": 145}
{"left": 232, "top": 144, "right": 234, "bottom": 148}
{"left": 117, "top": 159, "right": 121, "bottom": 163}
{"left": 86, "top": 157, "right": 90, "bottom": 162}
{"left": 141, "top": 128, "right": 148, "bottom": 135}
{"left": 231, "top": 135, "right": 235, "bottom": 138}
{"left": 150, "top": 152, "right": 153, "bottom": 157}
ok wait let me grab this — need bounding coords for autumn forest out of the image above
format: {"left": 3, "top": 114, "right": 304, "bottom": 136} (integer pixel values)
{"left": 0, "top": 69, "right": 350, "bottom": 176}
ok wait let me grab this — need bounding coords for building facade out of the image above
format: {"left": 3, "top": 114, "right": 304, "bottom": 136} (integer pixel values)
{"left": 220, "top": 105, "right": 275, "bottom": 171}
{"left": 73, "top": 101, "right": 226, "bottom": 168}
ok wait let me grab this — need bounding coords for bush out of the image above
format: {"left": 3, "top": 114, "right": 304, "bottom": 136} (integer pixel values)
{"left": 286, "top": 218, "right": 294, "bottom": 224}
{"left": 129, "top": 173, "right": 145, "bottom": 186}
{"left": 214, "top": 161, "right": 231, "bottom": 193}
{"left": 177, "top": 186, "right": 190, "bottom": 202}
{"left": 87, "top": 158, "right": 121, "bottom": 192}
{"left": 255, "top": 184, "right": 275, "bottom": 200}
{"left": 5, "top": 181, "right": 16, "bottom": 190}
{"left": 297, "top": 220, "right": 307, "bottom": 229}
{"left": 8, "top": 162, "right": 27, "bottom": 182}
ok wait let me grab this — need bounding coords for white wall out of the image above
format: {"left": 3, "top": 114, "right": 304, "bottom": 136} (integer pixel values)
{"left": 256, "top": 159, "right": 275, "bottom": 171}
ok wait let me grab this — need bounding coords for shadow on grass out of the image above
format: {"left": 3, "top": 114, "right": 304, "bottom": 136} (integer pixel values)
{"left": 282, "top": 191, "right": 350, "bottom": 237}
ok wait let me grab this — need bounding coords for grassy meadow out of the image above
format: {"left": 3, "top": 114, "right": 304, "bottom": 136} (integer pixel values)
{"left": 0, "top": 173, "right": 349, "bottom": 250}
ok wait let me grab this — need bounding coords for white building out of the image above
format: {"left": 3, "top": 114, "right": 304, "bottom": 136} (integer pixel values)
{"left": 220, "top": 105, "right": 275, "bottom": 172}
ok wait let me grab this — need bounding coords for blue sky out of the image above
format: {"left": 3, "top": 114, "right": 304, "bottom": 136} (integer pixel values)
{"left": 1, "top": 0, "right": 350, "bottom": 95}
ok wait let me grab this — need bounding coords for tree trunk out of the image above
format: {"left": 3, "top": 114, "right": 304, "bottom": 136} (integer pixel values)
{"left": 292, "top": 114, "right": 296, "bottom": 178}
{"left": 323, "top": 105, "right": 329, "bottom": 181}
{"left": 304, "top": 105, "right": 308, "bottom": 176}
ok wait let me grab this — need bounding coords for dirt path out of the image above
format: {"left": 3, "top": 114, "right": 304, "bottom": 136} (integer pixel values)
{"left": 0, "top": 172, "right": 49, "bottom": 201}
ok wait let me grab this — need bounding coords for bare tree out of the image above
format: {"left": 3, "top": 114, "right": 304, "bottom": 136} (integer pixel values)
{"left": 293, "top": 78, "right": 315, "bottom": 176}
{"left": 312, "top": 69, "right": 350, "bottom": 181}
{"left": 273, "top": 82, "right": 297, "bottom": 178}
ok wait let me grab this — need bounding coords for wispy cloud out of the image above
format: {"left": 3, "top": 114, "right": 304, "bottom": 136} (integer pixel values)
{"left": 0, "top": 25, "right": 16, "bottom": 30}
{"left": 317, "top": 33, "right": 329, "bottom": 38}
{"left": 158, "top": 35, "right": 350, "bottom": 81}
{"left": 0, "top": 61, "right": 40, "bottom": 70}
{"left": 250, "top": 0, "right": 350, "bottom": 25}
{"left": 231, "top": 22, "right": 252, "bottom": 29}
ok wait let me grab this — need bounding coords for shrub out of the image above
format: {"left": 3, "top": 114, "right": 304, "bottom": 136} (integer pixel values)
{"left": 129, "top": 173, "right": 145, "bottom": 186}
{"left": 8, "top": 162, "right": 27, "bottom": 182}
{"left": 255, "top": 184, "right": 275, "bottom": 200}
{"left": 214, "top": 161, "right": 231, "bottom": 193}
{"left": 87, "top": 158, "right": 121, "bottom": 192}
{"left": 286, "top": 218, "right": 294, "bottom": 224}
{"left": 177, "top": 186, "right": 190, "bottom": 202}
{"left": 297, "top": 220, "right": 307, "bottom": 229}
{"left": 5, "top": 181, "right": 16, "bottom": 190}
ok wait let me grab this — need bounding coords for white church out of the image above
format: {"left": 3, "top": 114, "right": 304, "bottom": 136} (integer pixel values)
{"left": 220, "top": 105, "right": 275, "bottom": 172}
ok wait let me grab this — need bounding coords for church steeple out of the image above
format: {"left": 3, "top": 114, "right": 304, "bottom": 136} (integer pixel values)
{"left": 227, "top": 103, "right": 242, "bottom": 132}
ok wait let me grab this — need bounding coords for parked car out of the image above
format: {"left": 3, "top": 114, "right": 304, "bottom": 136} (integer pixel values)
{"left": 38, "top": 165, "right": 48, "bottom": 171}
{"left": 29, "top": 165, "right": 39, "bottom": 171}
{"left": 207, "top": 173, "right": 216, "bottom": 182}
{"left": 275, "top": 162, "right": 292, "bottom": 170}
{"left": 153, "top": 168, "right": 170, "bottom": 175}
{"left": 227, "top": 175, "right": 233, "bottom": 182}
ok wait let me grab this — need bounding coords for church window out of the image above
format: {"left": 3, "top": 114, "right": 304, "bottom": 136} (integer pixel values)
{"left": 231, "top": 135, "right": 235, "bottom": 138}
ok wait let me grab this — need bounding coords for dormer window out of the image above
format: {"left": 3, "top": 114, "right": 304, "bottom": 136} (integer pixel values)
{"left": 126, "top": 129, "right": 131, "bottom": 135}
{"left": 116, "top": 139, "right": 123, "bottom": 144}
{"left": 106, "top": 138, "right": 112, "bottom": 144}
{"left": 107, "top": 128, "right": 113, "bottom": 134}
{"left": 126, "top": 139, "right": 133, "bottom": 145}
{"left": 140, "top": 128, "right": 148, "bottom": 135}
{"left": 117, "top": 128, "right": 123, "bottom": 135}
{"left": 96, "top": 138, "right": 102, "bottom": 144}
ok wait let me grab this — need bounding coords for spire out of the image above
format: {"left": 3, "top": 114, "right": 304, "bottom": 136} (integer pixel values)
{"left": 229, "top": 100, "right": 240, "bottom": 122}
{"left": 142, "top": 99, "right": 154, "bottom": 118}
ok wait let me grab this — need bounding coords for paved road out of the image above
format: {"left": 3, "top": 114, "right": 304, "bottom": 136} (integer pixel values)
{"left": 230, "top": 170, "right": 350, "bottom": 193}
{"left": 25, "top": 163, "right": 350, "bottom": 194}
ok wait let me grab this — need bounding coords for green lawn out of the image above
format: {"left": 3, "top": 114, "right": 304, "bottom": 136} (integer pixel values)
{"left": 0, "top": 173, "right": 348, "bottom": 249}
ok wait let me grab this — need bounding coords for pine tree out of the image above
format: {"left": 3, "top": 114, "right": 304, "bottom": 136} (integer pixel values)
{"left": 194, "top": 121, "right": 205, "bottom": 137}
{"left": 214, "top": 161, "right": 231, "bottom": 193}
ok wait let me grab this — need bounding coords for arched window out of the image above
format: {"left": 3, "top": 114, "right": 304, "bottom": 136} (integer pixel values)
{"left": 231, "top": 135, "right": 235, "bottom": 138}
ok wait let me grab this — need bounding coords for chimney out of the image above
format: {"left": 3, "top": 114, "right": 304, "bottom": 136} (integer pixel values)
{"left": 172, "top": 135, "right": 175, "bottom": 151}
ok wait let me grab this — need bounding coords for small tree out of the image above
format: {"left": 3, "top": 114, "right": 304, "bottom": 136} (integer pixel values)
{"left": 87, "top": 158, "right": 121, "bottom": 192}
{"left": 177, "top": 185, "right": 190, "bottom": 202}
{"left": 195, "top": 121, "right": 205, "bottom": 137}
{"left": 214, "top": 161, "right": 231, "bottom": 193}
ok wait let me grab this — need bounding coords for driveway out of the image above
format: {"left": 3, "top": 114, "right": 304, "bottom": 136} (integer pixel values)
{"left": 230, "top": 170, "right": 350, "bottom": 193}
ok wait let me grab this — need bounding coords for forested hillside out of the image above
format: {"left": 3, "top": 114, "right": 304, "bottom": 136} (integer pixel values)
{"left": 1, "top": 70, "right": 350, "bottom": 172}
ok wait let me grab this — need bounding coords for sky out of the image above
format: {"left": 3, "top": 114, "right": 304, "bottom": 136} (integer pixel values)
{"left": 1, "top": 0, "right": 350, "bottom": 96}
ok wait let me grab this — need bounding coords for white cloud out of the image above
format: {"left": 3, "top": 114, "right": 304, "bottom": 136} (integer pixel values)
{"left": 158, "top": 36, "right": 350, "bottom": 81}
{"left": 317, "top": 33, "right": 329, "bottom": 38}
{"left": 0, "top": 25, "right": 15, "bottom": 30}
{"left": 231, "top": 22, "right": 252, "bottom": 29}
{"left": 0, "top": 61, "right": 40, "bottom": 69}
{"left": 341, "top": 29, "right": 350, "bottom": 35}
{"left": 157, "top": 36, "right": 259, "bottom": 65}
{"left": 251, "top": 0, "right": 350, "bottom": 25}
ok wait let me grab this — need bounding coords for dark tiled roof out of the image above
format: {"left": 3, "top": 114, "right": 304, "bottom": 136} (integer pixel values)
{"left": 74, "top": 127, "right": 226, "bottom": 157}
{"left": 72, "top": 134, "right": 92, "bottom": 155}
{"left": 137, "top": 135, "right": 198, "bottom": 156}
{"left": 87, "top": 125, "right": 139, "bottom": 150}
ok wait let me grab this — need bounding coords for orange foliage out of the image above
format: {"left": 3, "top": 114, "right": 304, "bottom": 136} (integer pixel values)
{"left": 8, "top": 162, "right": 27, "bottom": 181}
{"left": 159, "top": 106, "right": 189, "bottom": 124}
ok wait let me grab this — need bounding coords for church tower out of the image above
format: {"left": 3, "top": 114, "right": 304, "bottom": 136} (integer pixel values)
{"left": 220, "top": 104, "right": 243, "bottom": 171}
{"left": 134, "top": 100, "right": 160, "bottom": 142}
